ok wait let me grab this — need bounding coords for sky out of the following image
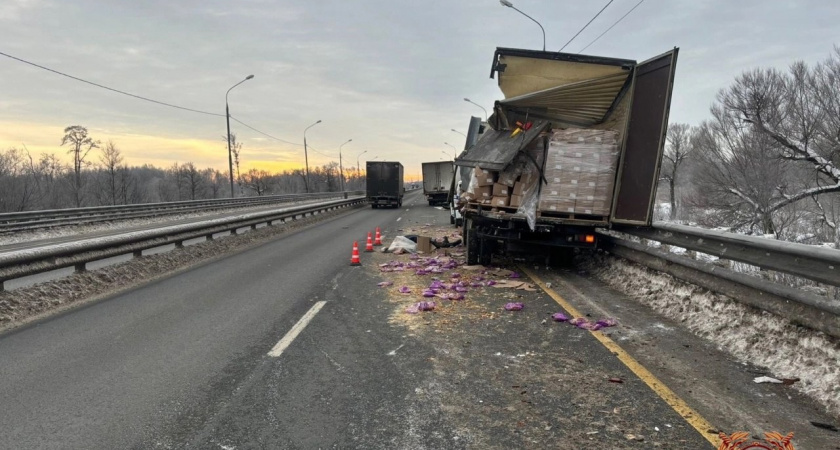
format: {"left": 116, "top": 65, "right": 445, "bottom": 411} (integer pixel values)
{"left": 1, "top": 0, "right": 838, "bottom": 181}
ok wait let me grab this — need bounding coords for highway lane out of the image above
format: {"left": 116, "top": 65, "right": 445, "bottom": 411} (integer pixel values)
{"left": 4, "top": 186, "right": 826, "bottom": 448}
{"left": 0, "top": 196, "right": 364, "bottom": 253}
{"left": 0, "top": 190, "right": 426, "bottom": 449}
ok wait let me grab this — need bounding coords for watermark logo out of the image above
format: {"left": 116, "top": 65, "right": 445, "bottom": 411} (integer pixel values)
{"left": 718, "top": 431, "right": 795, "bottom": 450}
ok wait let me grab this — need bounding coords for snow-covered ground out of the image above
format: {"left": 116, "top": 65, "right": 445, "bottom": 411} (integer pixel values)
{"left": 581, "top": 251, "right": 840, "bottom": 418}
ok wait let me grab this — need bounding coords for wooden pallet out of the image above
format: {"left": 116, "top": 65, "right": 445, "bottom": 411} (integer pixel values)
{"left": 537, "top": 210, "right": 609, "bottom": 222}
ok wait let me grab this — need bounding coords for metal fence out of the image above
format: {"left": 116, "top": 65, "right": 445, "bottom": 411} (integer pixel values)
{"left": 603, "top": 222, "right": 840, "bottom": 338}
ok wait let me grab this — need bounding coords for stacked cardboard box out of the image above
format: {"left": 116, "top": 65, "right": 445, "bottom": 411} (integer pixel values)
{"left": 468, "top": 167, "right": 497, "bottom": 205}
{"left": 538, "top": 129, "right": 619, "bottom": 216}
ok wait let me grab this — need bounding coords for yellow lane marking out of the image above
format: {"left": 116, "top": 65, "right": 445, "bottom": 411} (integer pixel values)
{"left": 521, "top": 266, "right": 722, "bottom": 448}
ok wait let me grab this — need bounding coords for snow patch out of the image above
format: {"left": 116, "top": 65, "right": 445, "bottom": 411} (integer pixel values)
{"left": 581, "top": 252, "right": 840, "bottom": 418}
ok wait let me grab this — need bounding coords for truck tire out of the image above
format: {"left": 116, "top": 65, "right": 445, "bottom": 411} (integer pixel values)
{"left": 449, "top": 213, "right": 455, "bottom": 224}
{"left": 455, "top": 218, "right": 463, "bottom": 227}
{"left": 465, "top": 218, "right": 479, "bottom": 265}
{"left": 479, "top": 237, "right": 493, "bottom": 266}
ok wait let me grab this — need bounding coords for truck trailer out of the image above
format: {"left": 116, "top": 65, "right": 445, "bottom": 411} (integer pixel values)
{"left": 366, "top": 161, "right": 404, "bottom": 208}
{"left": 455, "top": 47, "right": 678, "bottom": 265}
{"left": 421, "top": 161, "right": 455, "bottom": 206}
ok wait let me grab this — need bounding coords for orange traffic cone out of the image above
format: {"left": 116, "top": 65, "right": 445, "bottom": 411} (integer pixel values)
{"left": 374, "top": 227, "right": 383, "bottom": 246}
{"left": 365, "top": 232, "right": 374, "bottom": 252}
{"left": 350, "top": 241, "right": 361, "bottom": 266}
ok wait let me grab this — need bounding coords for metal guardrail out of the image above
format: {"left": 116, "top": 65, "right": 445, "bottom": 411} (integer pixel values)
{"left": 0, "top": 191, "right": 365, "bottom": 233}
{"left": 603, "top": 222, "right": 840, "bottom": 339}
{"left": 0, "top": 197, "right": 366, "bottom": 290}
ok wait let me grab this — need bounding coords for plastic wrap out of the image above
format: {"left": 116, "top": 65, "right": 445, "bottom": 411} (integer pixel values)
{"left": 539, "top": 129, "right": 619, "bottom": 216}
{"left": 512, "top": 138, "right": 547, "bottom": 230}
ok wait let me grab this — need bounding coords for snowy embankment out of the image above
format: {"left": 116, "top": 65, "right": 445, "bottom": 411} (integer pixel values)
{"left": 580, "top": 251, "right": 840, "bottom": 418}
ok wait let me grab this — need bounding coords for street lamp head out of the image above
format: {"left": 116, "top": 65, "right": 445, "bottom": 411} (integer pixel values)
{"left": 316, "top": 119, "right": 322, "bottom": 124}
{"left": 463, "top": 97, "right": 471, "bottom": 102}
{"left": 245, "top": 74, "right": 254, "bottom": 80}
{"left": 500, "top": 0, "right": 513, "bottom": 7}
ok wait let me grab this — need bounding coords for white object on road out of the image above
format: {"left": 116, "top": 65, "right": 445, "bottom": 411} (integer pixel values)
{"left": 753, "top": 376, "right": 784, "bottom": 384}
{"left": 267, "top": 301, "right": 327, "bottom": 357}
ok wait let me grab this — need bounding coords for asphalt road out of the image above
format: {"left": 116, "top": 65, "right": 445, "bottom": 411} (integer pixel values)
{"left": 0, "top": 188, "right": 833, "bottom": 449}
{"left": 0, "top": 191, "right": 424, "bottom": 448}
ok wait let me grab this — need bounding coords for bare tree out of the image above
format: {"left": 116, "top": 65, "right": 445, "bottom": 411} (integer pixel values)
{"left": 222, "top": 133, "right": 243, "bottom": 195}
{"left": 0, "top": 147, "right": 38, "bottom": 212}
{"left": 660, "top": 123, "right": 694, "bottom": 220}
{"left": 180, "top": 162, "right": 204, "bottom": 200}
{"left": 99, "top": 140, "right": 124, "bottom": 205}
{"left": 242, "top": 168, "right": 273, "bottom": 196}
{"left": 61, "top": 125, "right": 100, "bottom": 207}
{"left": 690, "top": 48, "right": 840, "bottom": 234}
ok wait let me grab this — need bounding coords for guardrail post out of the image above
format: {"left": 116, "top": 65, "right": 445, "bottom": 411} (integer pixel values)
{"left": 74, "top": 262, "right": 87, "bottom": 272}
{"left": 133, "top": 249, "right": 143, "bottom": 258}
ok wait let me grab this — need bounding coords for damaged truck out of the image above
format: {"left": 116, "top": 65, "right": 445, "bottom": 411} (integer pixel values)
{"left": 455, "top": 47, "right": 678, "bottom": 265}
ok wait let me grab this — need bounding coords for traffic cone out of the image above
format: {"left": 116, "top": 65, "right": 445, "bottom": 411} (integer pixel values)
{"left": 374, "top": 227, "right": 383, "bottom": 246}
{"left": 365, "top": 232, "right": 374, "bottom": 252}
{"left": 350, "top": 241, "right": 361, "bottom": 266}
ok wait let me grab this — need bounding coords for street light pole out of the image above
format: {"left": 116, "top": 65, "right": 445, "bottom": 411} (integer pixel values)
{"left": 451, "top": 128, "right": 467, "bottom": 137}
{"left": 356, "top": 150, "right": 367, "bottom": 175}
{"left": 226, "top": 74, "right": 254, "bottom": 198}
{"left": 338, "top": 139, "right": 352, "bottom": 192}
{"left": 444, "top": 142, "right": 457, "bottom": 159}
{"left": 303, "top": 120, "right": 322, "bottom": 193}
{"left": 463, "top": 98, "right": 488, "bottom": 121}
{"left": 499, "top": 0, "right": 546, "bottom": 51}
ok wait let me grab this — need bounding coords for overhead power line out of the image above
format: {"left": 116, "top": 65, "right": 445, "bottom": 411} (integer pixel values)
{"left": 229, "top": 116, "right": 303, "bottom": 146}
{"left": 558, "top": 0, "right": 615, "bottom": 52}
{"left": 0, "top": 50, "right": 308, "bottom": 149}
{"left": 578, "top": 0, "right": 646, "bottom": 54}
{"left": 0, "top": 50, "right": 224, "bottom": 117}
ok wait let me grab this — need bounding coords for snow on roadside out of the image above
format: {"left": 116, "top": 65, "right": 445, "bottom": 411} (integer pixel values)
{"left": 580, "top": 251, "right": 840, "bottom": 418}
{"left": 0, "top": 199, "right": 318, "bottom": 246}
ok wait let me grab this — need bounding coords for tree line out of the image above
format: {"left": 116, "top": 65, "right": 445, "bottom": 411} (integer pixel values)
{"left": 659, "top": 47, "right": 839, "bottom": 247}
{"left": 0, "top": 129, "right": 365, "bottom": 212}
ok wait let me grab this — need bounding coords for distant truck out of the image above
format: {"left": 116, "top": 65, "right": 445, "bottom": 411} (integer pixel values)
{"left": 421, "top": 161, "right": 454, "bottom": 206}
{"left": 366, "top": 161, "right": 404, "bottom": 208}
{"left": 455, "top": 47, "right": 678, "bottom": 265}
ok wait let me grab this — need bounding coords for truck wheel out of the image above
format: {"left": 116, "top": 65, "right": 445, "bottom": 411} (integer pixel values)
{"left": 429, "top": 200, "right": 435, "bottom": 206}
{"left": 455, "top": 218, "right": 463, "bottom": 227}
{"left": 372, "top": 204, "right": 378, "bottom": 209}
{"left": 449, "top": 213, "right": 455, "bottom": 224}
{"left": 479, "top": 238, "right": 493, "bottom": 266}
{"left": 465, "top": 218, "right": 479, "bottom": 265}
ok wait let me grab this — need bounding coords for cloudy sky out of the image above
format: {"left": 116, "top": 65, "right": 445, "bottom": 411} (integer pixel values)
{"left": 1, "top": 0, "right": 838, "bottom": 180}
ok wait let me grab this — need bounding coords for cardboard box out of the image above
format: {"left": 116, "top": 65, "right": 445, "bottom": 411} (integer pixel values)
{"left": 509, "top": 194, "right": 523, "bottom": 208}
{"left": 491, "top": 195, "right": 509, "bottom": 207}
{"left": 474, "top": 185, "right": 493, "bottom": 200}
{"left": 417, "top": 236, "right": 432, "bottom": 253}
{"left": 512, "top": 181, "right": 524, "bottom": 196}
{"left": 492, "top": 183, "right": 510, "bottom": 197}
{"left": 475, "top": 168, "right": 496, "bottom": 187}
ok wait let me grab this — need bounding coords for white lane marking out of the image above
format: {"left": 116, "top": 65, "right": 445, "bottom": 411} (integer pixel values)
{"left": 387, "top": 343, "right": 405, "bottom": 356}
{"left": 396, "top": 217, "right": 402, "bottom": 222}
{"left": 268, "top": 301, "right": 327, "bottom": 357}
